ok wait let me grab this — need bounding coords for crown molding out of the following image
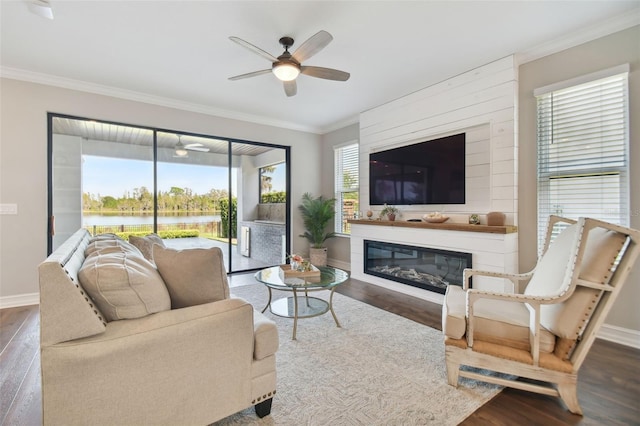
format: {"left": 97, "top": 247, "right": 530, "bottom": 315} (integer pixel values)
{"left": 321, "top": 114, "right": 360, "bottom": 134}
{"left": 0, "top": 67, "right": 324, "bottom": 134}
{"left": 516, "top": 9, "right": 640, "bottom": 65}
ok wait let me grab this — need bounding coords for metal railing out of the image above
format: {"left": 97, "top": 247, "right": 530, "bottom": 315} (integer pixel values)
{"left": 84, "top": 221, "right": 223, "bottom": 237}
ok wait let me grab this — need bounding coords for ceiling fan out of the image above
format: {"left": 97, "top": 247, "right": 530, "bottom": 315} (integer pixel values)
{"left": 228, "top": 30, "right": 350, "bottom": 97}
{"left": 174, "top": 135, "right": 209, "bottom": 158}
{"left": 25, "top": 0, "right": 54, "bottom": 20}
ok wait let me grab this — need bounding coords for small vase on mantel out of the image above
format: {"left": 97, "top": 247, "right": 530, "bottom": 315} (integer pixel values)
{"left": 387, "top": 213, "right": 396, "bottom": 221}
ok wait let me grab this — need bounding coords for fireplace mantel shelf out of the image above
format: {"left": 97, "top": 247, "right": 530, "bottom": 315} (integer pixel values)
{"left": 347, "top": 219, "right": 517, "bottom": 234}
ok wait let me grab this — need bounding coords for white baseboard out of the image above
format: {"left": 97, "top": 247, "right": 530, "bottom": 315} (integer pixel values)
{"left": 0, "top": 292, "right": 39, "bottom": 309}
{"left": 597, "top": 324, "right": 640, "bottom": 350}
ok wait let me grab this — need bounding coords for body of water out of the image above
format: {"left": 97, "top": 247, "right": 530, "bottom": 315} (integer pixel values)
{"left": 83, "top": 213, "right": 221, "bottom": 226}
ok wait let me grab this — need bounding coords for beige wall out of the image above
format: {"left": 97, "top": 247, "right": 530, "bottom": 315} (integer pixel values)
{"left": 519, "top": 26, "right": 640, "bottom": 332}
{"left": 320, "top": 123, "right": 359, "bottom": 270}
{"left": 0, "top": 79, "right": 322, "bottom": 302}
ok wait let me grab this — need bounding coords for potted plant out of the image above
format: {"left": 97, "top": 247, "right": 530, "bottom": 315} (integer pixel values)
{"left": 298, "top": 192, "right": 337, "bottom": 266}
{"left": 379, "top": 203, "right": 400, "bottom": 221}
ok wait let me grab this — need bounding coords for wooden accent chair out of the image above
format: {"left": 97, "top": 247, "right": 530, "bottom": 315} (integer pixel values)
{"left": 442, "top": 216, "right": 640, "bottom": 414}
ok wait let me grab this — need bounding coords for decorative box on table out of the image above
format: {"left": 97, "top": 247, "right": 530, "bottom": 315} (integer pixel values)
{"left": 279, "top": 264, "right": 321, "bottom": 283}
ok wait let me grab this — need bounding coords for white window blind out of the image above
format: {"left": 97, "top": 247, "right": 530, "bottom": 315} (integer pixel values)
{"left": 536, "top": 69, "right": 629, "bottom": 252}
{"left": 334, "top": 143, "right": 359, "bottom": 234}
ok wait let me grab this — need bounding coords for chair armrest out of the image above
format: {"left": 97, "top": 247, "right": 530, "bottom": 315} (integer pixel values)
{"left": 463, "top": 268, "right": 534, "bottom": 291}
{"left": 465, "top": 289, "right": 546, "bottom": 364}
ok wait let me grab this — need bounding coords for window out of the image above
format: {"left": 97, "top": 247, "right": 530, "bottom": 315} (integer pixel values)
{"left": 535, "top": 65, "right": 629, "bottom": 252}
{"left": 259, "top": 162, "right": 286, "bottom": 203}
{"left": 334, "top": 143, "right": 359, "bottom": 234}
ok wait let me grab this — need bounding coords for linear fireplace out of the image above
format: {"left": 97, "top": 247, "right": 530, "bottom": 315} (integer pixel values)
{"left": 364, "top": 240, "right": 472, "bottom": 294}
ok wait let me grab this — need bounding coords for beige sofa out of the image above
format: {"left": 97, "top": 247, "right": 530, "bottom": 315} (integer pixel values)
{"left": 38, "top": 229, "right": 279, "bottom": 425}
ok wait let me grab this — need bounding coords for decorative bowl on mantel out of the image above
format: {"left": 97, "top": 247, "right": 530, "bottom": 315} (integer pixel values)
{"left": 423, "top": 213, "right": 449, "bottom": 223}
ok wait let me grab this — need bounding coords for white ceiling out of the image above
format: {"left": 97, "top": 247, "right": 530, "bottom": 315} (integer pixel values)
{"left": 1, "top": 1, "right": 639, "bottom": 134}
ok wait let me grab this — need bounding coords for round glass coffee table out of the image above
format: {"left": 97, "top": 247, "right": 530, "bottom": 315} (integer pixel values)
{"left": 254, "top": 266, "right": 349, "bottom": 340}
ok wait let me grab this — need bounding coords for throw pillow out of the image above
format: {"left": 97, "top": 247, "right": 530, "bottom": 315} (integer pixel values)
{"left": 153, "top": 245, "right": 230, "bottom": 309}
{"left": 89, "top": 233, "right": 122, "bottom": 242}
{"left": 85, "top": 238, "right": 140, "bottom": 258}
{"left": 79, "top": 249, "right": 171, "bottom": 322}
{"left": 129, "top": 233, "right": 166, "bottom": 263}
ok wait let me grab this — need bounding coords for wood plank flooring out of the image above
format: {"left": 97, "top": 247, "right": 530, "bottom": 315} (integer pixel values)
{"left": 1, "top": 277, "right": 638, "bottom": 425}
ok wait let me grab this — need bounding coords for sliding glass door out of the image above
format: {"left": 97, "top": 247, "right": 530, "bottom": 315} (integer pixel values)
{"left": 50, "top": 117, "right": 156, "bottom": 249}
{"left": 49, "top": 114, "right": 290, "bottom": 274}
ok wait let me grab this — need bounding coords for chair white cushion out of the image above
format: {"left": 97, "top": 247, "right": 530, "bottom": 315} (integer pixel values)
{"left": 442, "top": 286, "right": 466, "bottom": 339}
{"left": 524, "top": 223, "right": 578, "bottom": 298}
{"left": 527, "top": 226, "right": 626, "bottom": 339}
{"left": 442, "top": 285, "right": 556, "bottom": 353}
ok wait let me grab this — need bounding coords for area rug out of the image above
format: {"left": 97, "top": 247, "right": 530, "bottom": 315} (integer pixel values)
{"left": 213, "top": 284, "right": 502, "bottom": 425}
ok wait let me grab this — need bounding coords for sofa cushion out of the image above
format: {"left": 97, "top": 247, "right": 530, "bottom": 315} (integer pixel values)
{"left": 85, "top": 239, "right": 141, "bottom": 258}
{"left": 79, "top": 250, "right": 171, "bottom": 322}
{"left": 129, "top": 233, "right": 165, "bottom": 263}
{"left": 89, "top": 233, "right": 122, "bottom": 242}
{"left": 153, "top": 245, "right": 230, "bottom": 309}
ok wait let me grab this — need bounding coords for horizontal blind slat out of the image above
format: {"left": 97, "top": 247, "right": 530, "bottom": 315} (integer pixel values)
{"left": 536, "top": 71, "right": 628, "bottom": 254}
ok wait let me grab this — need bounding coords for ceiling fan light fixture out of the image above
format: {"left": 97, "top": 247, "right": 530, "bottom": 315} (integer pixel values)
{"left": 272, "top": 63, "right": 300, "bottom": 82}
{"left": 174, "top": 138, "right": 188, "bottom": 157}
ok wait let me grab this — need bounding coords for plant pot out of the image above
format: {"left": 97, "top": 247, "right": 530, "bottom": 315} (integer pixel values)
{"left": 387, "top": 213, "right": 396, "bottom": 221}
{"left": 309, "top": 247, "right": 328, "bottom": 266}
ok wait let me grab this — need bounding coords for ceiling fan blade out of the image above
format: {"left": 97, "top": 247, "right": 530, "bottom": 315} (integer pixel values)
{"left": 292, "top": 30, "right": 333, "bottom": 63}
{"left": 185, "top": 144, "right": 209, "bottom": 152}
{"left": 284, "top": 80, "right": 297, "bottom": 97}
{"left": 300, "top": 66, "right": 350, "bottom": 81}
{"left": 228, "top": 69, "right": 272, "bottom": 81}
{"left": 229, "top": 36, "right": 277, "bottom": 62}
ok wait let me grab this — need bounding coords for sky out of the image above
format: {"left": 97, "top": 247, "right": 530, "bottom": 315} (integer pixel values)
{"left": 82, "top": 156, "right": 285, "bottom": 197}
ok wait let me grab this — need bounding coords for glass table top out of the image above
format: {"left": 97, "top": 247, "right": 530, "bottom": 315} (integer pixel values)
{"left": 254, "top": 265, "right": 349, "bottom": 290}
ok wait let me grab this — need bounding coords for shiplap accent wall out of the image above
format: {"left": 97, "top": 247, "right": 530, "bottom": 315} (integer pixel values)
{"left": 353, "top": 56, "right": 519, "bottom": 302}
{"left": 359, "top": 55, "right": 518, "bottom": 222}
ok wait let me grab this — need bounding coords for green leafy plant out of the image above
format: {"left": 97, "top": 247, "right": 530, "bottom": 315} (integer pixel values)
{"left": 379, "top": 203, "right": 400, "bottom": 218}
{"left": 298, "top": 192, "right": 337, "bottom": 248}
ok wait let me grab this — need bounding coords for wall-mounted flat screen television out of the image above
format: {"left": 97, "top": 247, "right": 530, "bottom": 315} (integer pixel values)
{"left": 369, "top": 133, "right": 465, "bottom": 205}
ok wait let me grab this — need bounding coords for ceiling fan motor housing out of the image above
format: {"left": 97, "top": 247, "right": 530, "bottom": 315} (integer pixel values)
{"left": 279, "top": 36, "right": 295, "bottom": 50}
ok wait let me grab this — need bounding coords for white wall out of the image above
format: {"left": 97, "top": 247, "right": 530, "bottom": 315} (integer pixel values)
{"left": 0, "top": 78, "right": 321, "bottom": 306}
{"left": 359, "top": 56, "right": 518, "bottom": 224}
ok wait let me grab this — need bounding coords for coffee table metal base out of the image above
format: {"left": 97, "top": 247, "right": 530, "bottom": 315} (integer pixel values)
{"left": 262, "top": 287, "right": 341, "bottom": 340}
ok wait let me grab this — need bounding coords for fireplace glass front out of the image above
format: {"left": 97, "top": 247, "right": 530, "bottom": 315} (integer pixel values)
{"left": 364, "top": 240, "right": 472, "bottom": 294}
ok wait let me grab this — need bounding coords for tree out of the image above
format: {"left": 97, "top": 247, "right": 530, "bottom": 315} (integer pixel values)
{"left": 260, "top": 166, "right": 276, "bottom": 193}
{"left": 219, "top": 197, "right": 237, "bottom": 238}
{"left": 102, "top": 196, "right": 117, "bottom": 209}
{"left": 342, "top": 171, "right": 357, "bottom": 189}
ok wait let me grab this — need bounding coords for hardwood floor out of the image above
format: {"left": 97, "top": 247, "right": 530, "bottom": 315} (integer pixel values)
{"left": 2, "top": 277, "right": 638, "bottom": 425}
